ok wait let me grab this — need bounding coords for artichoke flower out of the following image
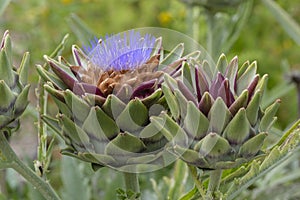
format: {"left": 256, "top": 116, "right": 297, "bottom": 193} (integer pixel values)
{"left": 38, "top": 30, "right": 199, "bottom": 172}
{"left": 155, "top": 54, "right": 280, "bottom": 169}
{"left": 0, "top": 31, "right": 30, "bottom": 132}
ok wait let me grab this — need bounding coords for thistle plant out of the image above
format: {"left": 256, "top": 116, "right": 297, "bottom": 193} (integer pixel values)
{"left": 157, "top": 54, "right": 280, "bottom": 170}
{"left": 0, "top": 31, "right": 30, "bottom": 133}
{"left": 37, "top": 30, "right": 200, "bottom": 194}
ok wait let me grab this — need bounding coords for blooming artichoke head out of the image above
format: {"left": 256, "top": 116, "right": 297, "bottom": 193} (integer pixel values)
{"left": 0, "top": 31, "right": 30, "bottom": 132}
{"left": 157, "top": 54, "right": 280, "bottom": 169}
{"left": 38, "top": 30, "right": 199, "bottom": 172}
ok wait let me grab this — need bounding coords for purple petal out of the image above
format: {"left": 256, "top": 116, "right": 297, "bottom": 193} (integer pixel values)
{"left": 72, "top": 46, "right": 82, "bottom": 66}
{"left": 130, "top": 79, "right": 157, "bottom": 99}
{"left": 247, "top": 74, "right": 259, "bottom": 102}
{"left": 217, "top": 79, "right": 234, "bottom": 107}
{"left": 177, "top": 80, "right": 197, "bottom": 105}
{"left": 80, "top": 82, "right": 105, "bottom": 97}
{"left": 195, "top": 66, "right": 209, "bottom": 102}
{"left": 164, "top": 58, "right": 185, "bottom": 76}
{"left": 72, "top": 82, "right": 85, "bottom": 96}
{"left": 209, "top": 72, "right": 225, "bottom": 99}
{"left": 225, "top": 56, "right": 238, "bottom": 93}
{"left": 0, "top": 30, "right": 9, "bottom": 49}
{"left": 48, "top": 60, "right": 77, "bottom": 89}
{"left": 198, "top": 92, "right": 214, "bottom": 116}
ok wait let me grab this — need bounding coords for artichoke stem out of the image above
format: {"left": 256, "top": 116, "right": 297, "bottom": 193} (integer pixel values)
{"left": 123, "top": 172, "right": 140, "bottom": 199}
{"left": 207, "top": 169, "right": 222, "bottom": 198}
{"left": 0, "top": 131, "right": 60, "bottom": 200}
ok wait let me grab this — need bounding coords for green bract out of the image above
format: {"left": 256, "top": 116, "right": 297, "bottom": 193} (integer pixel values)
{"left": 0, "top": 31, "right": 30, "bottom": 132}
{"left": 38, "top": 33, "right": 200, "bottom": 172}
{"left": 156, "top": 54, "right": 280, "bottom": 170}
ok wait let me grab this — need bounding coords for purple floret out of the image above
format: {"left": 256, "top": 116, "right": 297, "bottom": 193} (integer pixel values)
{"left": 84, "top": 30, "right": 156, "bottom": 71}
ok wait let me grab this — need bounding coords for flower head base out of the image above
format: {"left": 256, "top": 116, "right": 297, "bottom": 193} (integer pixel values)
{"left": 0, "top": 31, "right": 30, "bottom": 132}
{"left": 38, "top": 30, "right": 200, "bottom": 172}
{"left": 86, "top": 31, "right": 156, "bottom": 71}
{"left": 158, "top": 54, "right": 280, "bottom": 170}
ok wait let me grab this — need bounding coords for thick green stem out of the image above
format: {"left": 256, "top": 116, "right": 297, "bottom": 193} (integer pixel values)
{"left": 0, "top": 131, "right": 60, "bottom": 200}
{"left": 207, "top": 169, "right": 222, "bottom": 198}
{"left": 36, "top": 76, "right": 48, "bottom": 170}
{"left": 188, "top": 165, "right": 206, "bottom": 199}
{"left": 123, "top": 172, "right": 140, "bottom": 198}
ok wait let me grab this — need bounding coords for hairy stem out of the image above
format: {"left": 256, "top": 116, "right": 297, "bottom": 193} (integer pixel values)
{"left": 123, "top": 172, "right": 140, "bottom": 199}
{"left": 0, "top": 131, "right": 60, "bottom": 200}
{"left": 188, "top": 165, "right": 206, "bottom": 198}
{"left": 207, "top": 169, "right": 222, "bottom": 198}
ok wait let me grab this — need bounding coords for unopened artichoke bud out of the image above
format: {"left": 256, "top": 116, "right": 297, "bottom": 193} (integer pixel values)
{"left": 38, "top": 30, "right": 200, "bottom": 172}
{"left": 158, "top": 54, "right": 280, "bottom": 170}
{"left": 0, "top": 31, "right": 30, "bottom": 132}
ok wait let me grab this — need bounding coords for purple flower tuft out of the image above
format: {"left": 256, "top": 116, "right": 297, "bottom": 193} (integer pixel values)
{"left": 84, "top": 30, "right": 156, "bottom": 71}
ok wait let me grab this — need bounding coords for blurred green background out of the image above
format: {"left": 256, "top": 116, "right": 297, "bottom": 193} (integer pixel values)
{"left": 1, "top": 0, "right": 299, "bottom": 129}
{"left": 0, "top": 0, "right": 300, "bottom": 199}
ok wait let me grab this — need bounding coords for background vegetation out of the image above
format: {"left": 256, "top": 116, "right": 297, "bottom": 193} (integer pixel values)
{"left": 0, "top": 0, "right": 299, "bottom": 199}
